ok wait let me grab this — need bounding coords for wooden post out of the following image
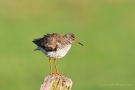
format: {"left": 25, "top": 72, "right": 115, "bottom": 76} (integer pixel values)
{"left": 40, "top": 75, "right": 73, "bottom": 90}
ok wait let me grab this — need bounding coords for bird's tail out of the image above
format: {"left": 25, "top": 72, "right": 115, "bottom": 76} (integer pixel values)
{"left": 33, "top": 47, "right": 40, "bottom": 51}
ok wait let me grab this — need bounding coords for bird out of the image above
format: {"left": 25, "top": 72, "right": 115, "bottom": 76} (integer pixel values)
{"left": 32, "top": 33, "right": 83, "bottom": 75}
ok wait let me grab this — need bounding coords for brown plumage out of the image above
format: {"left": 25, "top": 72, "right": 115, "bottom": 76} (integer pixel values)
{"left": 32, "top": 33, "right": 76, "bottom": 52}
{"left": 32, "top": 33, "right": 62, "bottom": 51}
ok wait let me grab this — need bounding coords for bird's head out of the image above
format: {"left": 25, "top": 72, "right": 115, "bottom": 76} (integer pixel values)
{"left": 65, "top": 33, "right": 83, "bottom": 46}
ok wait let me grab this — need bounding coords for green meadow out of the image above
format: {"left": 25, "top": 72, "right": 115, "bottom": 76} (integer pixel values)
{"left": 0, "top": 0, "right": 135, "bottom": 90}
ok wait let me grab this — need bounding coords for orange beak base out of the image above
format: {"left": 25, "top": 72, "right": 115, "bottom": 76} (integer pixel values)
{"left": 74, "top": 40, "right": 83, "bottom": 46}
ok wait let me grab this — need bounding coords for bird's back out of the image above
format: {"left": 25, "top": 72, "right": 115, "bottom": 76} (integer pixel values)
{"left": 32, "top": 33, "right": 63, "bottom": 52}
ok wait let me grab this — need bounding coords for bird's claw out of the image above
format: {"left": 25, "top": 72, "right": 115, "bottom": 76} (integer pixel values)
{"left": 50, "top": 72, "right": 62, "bottom": 76}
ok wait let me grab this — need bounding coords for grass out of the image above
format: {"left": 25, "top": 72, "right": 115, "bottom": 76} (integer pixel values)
{"left": 0, "top": 0, "right": 135, "bottom": 90}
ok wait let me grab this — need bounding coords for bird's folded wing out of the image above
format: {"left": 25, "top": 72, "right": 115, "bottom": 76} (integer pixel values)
{"left": 33, "top": 33, "right": 63, "bottom": 52}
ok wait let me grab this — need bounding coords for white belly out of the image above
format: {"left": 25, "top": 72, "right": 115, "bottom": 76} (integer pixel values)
{"left": 46, "top": 45, "right": 71, "bottom": 59}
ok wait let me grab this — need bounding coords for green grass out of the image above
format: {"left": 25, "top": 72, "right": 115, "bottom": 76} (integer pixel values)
{"left": 0, "top": 0, "right": 135, "bottom": 90}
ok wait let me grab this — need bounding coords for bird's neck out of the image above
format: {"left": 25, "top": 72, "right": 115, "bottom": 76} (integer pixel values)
{"left": 63, "top": 37, "right": 72, "bottom": 45}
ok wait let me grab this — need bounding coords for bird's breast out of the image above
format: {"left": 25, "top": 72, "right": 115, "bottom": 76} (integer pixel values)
{"left": 46, "top": 45, "right": 71, "bottom": 59}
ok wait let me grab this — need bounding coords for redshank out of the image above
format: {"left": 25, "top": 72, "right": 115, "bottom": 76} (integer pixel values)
{"left": 32, "top": 33, "right": 83, "bottom": 75}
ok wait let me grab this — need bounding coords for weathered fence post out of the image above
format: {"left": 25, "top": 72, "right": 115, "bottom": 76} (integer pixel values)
{"left": 40, "top": 75, "right": 73, "bottom": 90}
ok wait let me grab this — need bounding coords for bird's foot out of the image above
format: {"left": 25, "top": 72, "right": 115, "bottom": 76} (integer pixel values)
{"left": 55, "top": 72, "right": 62, "bottom": 76}
{"left": 50, "top": 72, "right": 62, "bottom": 76}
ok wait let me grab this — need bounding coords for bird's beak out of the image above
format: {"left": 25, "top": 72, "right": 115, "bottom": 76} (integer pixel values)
{"left": 74, "top": 39, "right": 83, "bottom": 46}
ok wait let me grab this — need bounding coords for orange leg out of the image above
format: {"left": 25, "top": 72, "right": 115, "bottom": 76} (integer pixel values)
{"left": 49, "top": 58, "right": 56, "bottom": 75}
{"left": 49, "top": 58, "right": 53, "bottom": 74}
{"left": 54, "top": 59, "right": 61, "bottom": 76}
{"left": 54, "top": 59, "right": 58, "bottom": 73}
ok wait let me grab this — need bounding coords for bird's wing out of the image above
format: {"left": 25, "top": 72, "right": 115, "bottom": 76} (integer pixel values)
{"left": 32, "top": 33, "right": 63, "bottom": 52}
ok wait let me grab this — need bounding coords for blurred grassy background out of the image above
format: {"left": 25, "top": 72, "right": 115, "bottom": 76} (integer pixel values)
{"left": 0, "top": 0, "right": 135, "bottom": 90}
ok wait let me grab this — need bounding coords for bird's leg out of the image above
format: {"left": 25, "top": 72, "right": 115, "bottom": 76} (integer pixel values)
{"left": 54, "top": 59, "right": 61, "bottom": 76}
{"left": 49, "top": 58, "right": 55, "bottom": 75}
{"left": 54, "top": 59, "right": 58, "bottom": 73}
